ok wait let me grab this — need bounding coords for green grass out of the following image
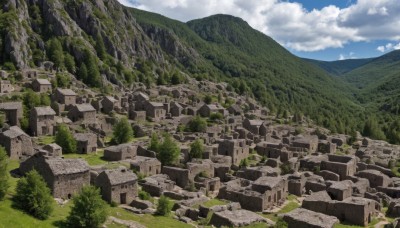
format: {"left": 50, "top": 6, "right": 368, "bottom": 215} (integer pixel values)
{"left": 201, "top": 198, "right": 228, "bottom": 208}
{"left": 260, "top": 195, "right": 300, "bottom": 222}
{"left": 37, "top": 136, "right": 55, "bottom": 145}
{"left": 63, "top": 150, "right": 107, "bottom": 166}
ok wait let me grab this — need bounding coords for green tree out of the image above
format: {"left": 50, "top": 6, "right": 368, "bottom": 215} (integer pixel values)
{"left": 66, "top": 186, "right": 108, "bottom": 228}
{"left": 204, "top": 95, "right": 212, "bottom": 104}
{"left": 95, "top": 36, "right": 107, "bottom": 60}
{"left": 156, "top": 195, "right": 173, "bottom": 216}
{"left": 148, "top": 132, "right": 160, "bottom": 152}
{"left": 23, "top": 89, "right": 41, "bottom": 110}
{"left": 84, "top": 50, "right": 101, "bottom": 87}
{"left": 189, "top": 139, "right": 204, "bottom": 160}
{"left": 47, "top": 38, "right": 64, "bottom": 69}
{"left": 40, "top": 93, "right": 51, "bottom": 106}
{"left": 186, "top": 116, "right": 207, "bottom": 133}
{"left": 363, "top": 118, "right": 386, "bottom": 140}
{"left": 55, "top": 124, "right": 77, "bottom": 154}
{"left": 56, "top": 72, "right": 71, "bottom": 88}
{"left": 158, "top": 134, "right": 180, "bottom": 166}
{"left": 64, "top": 53, "right": 76, "bottom": 74}
{"left": 78, "top": 63, "right": 88, "bottom": 82}
{"left": 13, "top": 170, "right": 54, "bottom": 220}
{"left": 111, "top": 117, "right": 133, "bottom": 144}
{"left": 171, "top": 72, "right": 183, "bottom": 85}
{"left": 0, "top": 146, "right": 9, "bottom": 200}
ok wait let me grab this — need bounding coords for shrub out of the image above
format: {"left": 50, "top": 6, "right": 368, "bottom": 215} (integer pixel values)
{"left": 111, "top": 117, "right": 134, "bottom": 144}
{"left": 0, "top": 147, "right": 9, "bottom": 200}
{"left": 156, "top": 195, "right": 173, "bottom": 216}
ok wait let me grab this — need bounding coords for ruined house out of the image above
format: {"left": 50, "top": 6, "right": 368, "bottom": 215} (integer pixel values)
{"left": 197, "top": 104, "right": 226, "bottom": 117}
{"left": 95, "top": 168, "right": 138, "bottom": 204}
{"left": 320, "top": 155, "right": 357, "bottom": 180}
{"left": 31, "top": 78, "right": 52, "bottom": 93}
{"left": 104, "top": 143, "right": 137, "bottom": 161}
{"left": 283, "top": 208, "right": 339, "bottom": 228}
{"left": 0, "top": 126, "right": 34, "bottom": 159}
{"left": 170, "top": 101, "right": 183, "bottom": 117}
{"left": 243, "top": 119, "right": 267, "bottom": 136}
{"left": 144, "top": 101, "right": 166, "bottom": 120}
{"left": 54, "top": 88, "right": 76, "bottom": 106}
{"left": 68, "top": 104, "right": 96, "bottom": 124}
{"left": 19, "top": 154, "right": 90, "bottom": 199}
{"left": 291, "top": 135, "right": 319, "bottom": 153}
{"left": 0, "top": 102, "right": 23, "bottom": 126}
{"left": 0, "top": 80, "right": 13, "bottom": 93}
{"left": 356, "top": 169, "right": 392, "bottom": 188}
{"left": 43, "top": 143, "right": 62, "bottom": 157}
{"left": 218, "top": 138, "right": 250, "bottom": 166}
{"left": 101, "top": 96, "right": 119, "bottom": 114}
{"left": 130, "top": 156, "right": 161, "bottom": 176}
{"left": 74, "top": 133, "right": 97, "bottom": 154}
{"left": 227, "top": 104, "right": 243, "bottom": 116}
{"left": 29, "top": 106, "right": 56, "bottom": 136}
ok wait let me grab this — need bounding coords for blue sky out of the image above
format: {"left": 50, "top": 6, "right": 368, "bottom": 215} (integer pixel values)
{"left": 118, "top": 0, "right": 400, "bottom": 61}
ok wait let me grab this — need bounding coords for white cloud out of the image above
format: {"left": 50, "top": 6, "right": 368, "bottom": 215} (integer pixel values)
{"left": 119, "top": 0, "right": 400, "bottom": 52}
{"left": 377, "top": 42, "right": 400, "bottom": 52}
{"left": 338, "top": 52, "right": 357, "bottom": 60}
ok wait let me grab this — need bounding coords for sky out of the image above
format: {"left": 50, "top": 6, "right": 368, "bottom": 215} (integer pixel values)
{"left": 117, "top": 0, "right": 400, "bottom": 61}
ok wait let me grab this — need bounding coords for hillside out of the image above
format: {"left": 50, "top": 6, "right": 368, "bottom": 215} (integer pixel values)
{"left": 0, "top": 0, "right": 375, "bottom": 134}
{"left": 304, "top": 58, "right": 373, "bottom": 76}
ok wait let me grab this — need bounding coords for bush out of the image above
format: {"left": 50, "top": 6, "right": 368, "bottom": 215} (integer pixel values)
{"left": 210, "top": 112, "right": 224, "bottom": 121}
{"left": 204, "top": 95, "right": 212, "bottom": 104}
{"left": 55, "top": 124, "right": 77, "bottom": 154}
{"left": 66, "top": 186, "right": 108, "bottom": 228}
{"left": 186, "top": 116, "right": 207, "bottom": 133}
{"left": 189, "top": 139, "right": 204, "bottom": 160}
{"left": 0, "top": 147, "right": 9, "bottom": 200}
{"left": 158, "top": 134, "right": 180, "bottom": 166}
{"left": 111, "top": 117, "right": 134, "bottom": 144}
{"left": 138, "top": 190, "right": 151, "bottom": 201}
{"left": 13, "top": 170, "right": 54, "bottom": 220}
{"left": 156, "top": 195, "right": 173, "bottom": 216}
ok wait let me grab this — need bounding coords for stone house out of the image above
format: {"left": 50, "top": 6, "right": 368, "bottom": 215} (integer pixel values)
{"left": 283, "top": 208, "right": 339, "bottom": 228}
{"left": 327, "top": 180, "right": 353, "bottom": 200}
{"left": 197, "top": 104, "right": 226, "bottom": 117}
{"left": 31, "top": 78, "right": 52, "bottom": 93}
{"left": 243, "top": 119, "right": 267, "bottom": 136}
{"left": 251, "top": 176, "right": 288, "bottom": 208}
{"left": 144, "top": 101, "right": 166, "bottom": 120}
{"left": 0, "top": 102, "right": 23, "bottom": 126}
{"left": 19, "top": 154, "right": 90, "bottom": 199}
{"left": 43, "top": 143, "right": 62, "bottom": 157}
{"left": 0, "top": 80, "right": 14, "bottom": 93}
{"left": 318, "top": 140, "right": 337, "bottom": 154}
{"left": 104, "top": 143, "right": 137, "bottom": 161}
{"left": 54, "top": 88, "right": 76, "bottom": 106}
{"left": 356, "top": 169, "right": 391, "bottom": 188}
{"left": 22, "top": 69, "right": 38, "bottom": 79}
{"left": 101, "top": 96, "right": 119, "bottom": 114}
{"left": 218, "top": 138, "right": 250, "bottom": 166}
{"left": 130, "top": 156, "right": 161, "bottom": 176}
{"left": 291, "top": 135, "right": 319, "bottom": 153}
{"left": 140, "top": 174, "right": 176, "bottom": 196}
{"left": 320, "top": 155, "right": 357, "bottom": 180}
{"left": 0, "top": 126, "right": 34, "bottom": 159}
{"left": 68, "top": 104, "right": 96, "bottom": 124}
{"left": 95, "top": 168, "right": 138, "bottom": 204}
{"left": 30, "top": 106, "right": 56, "bottom": 136}
{"left": 73, "top": 133, "right": 97, "bottom": 154}
{"left": 170, "top": 101, "right": 183, "bottom": 117}
{"left": 227, "top": 104, "right": 243, "bottom": 116}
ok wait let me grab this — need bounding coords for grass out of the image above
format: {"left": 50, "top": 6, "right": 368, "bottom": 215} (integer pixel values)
{"left": 201, "top": 198, "right": 228, "bottom": 208}
{"left": 37, "top": 136, "right": 55, "bottom": 145}
{"left": 260, "top": 195, "right": 300, "bottom": 222}
{"left": 63, "top": 150, "right": 107, "bottom": 166}
{"left": 333, "top": 218, "right": 382, "bottom": 228}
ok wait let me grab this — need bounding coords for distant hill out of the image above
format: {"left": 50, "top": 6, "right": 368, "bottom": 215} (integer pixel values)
{"left": 304, "top": 58, "right": 373, "bottom": 76}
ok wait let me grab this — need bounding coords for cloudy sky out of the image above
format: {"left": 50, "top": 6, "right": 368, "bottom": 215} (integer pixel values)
{"left": 118, "top": 0, "right": 400, "bottom": 61}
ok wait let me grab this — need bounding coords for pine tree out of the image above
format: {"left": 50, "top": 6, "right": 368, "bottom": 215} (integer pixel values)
{"left": 189, "top": 139, "right": 204, "bottom": 160}
{"left": 111, "top": 117, "right": 134, "bottom": 144}
{"left": 47, "top": 38, "right": 64, "bottom": 69}
{"left": 78, "top": 63, "right": 88, "bottom": 82}
{"left": 148, "top": 132, "right": 160, "bottom": 152}
{"left": 55, "top": 124, "right": 77, "bottom": 154}
{"left": 64, "top": 53, "right": 76, "bottom": 74}
{"left": 66, "top": 186, "right": 108, "bottom": 228}
{"left": 0, "top": 146, "right": 9, "bottom": 200}
{"left": 158, "top": 134, "right": 180, "bottom": 166}
{"left": 95, "top": 35, "right": 107, "bottom": 60}
{"left": 13, "top": 170, "right": 54, "bottom": 220}
{"left": 84, "top": 50, "right": 101, "bottom": 87}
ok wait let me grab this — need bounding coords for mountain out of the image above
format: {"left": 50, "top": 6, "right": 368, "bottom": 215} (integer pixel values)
{"left": 304, "top": 58, "right": 373, "bottom": 76}
{"left": 0, "top": 0, "right": 372, "bottom": 134}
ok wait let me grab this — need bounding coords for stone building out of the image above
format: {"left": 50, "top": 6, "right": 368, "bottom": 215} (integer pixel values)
{"left": 43, "top": 143, "right": 62, "bottom": 157}
{"left": 104, "top": 143, "right": 137, "bottom": 161}
{"left": 130, "top": 156, "right": 161, "bottom": 176}
{"left": 243, "top": 119, "right": 267, "bottom": 136}
{"left": 197, "top": 104, "right": 226, "bottom": 117}
{"left": 95, "top": 168, "right": 138, "bottom": 204}
{"left": 218, "top": 138, "right": 250, "bottom": 166}
{"left": 0, "top": 102, "right": 23, "bottom": 126}
{"left": 31, "top": 78, "right": 52, "bottom": 93}
{"left": 170, "top": 101, "right": 183, "bottom": 117}
{"left": 0, "top": 126, "right": 34, "bottom": 159}
{"left": 30, "top": 106, "right": 56, "bottom": 136}
{"left": 144, "top": 101, "right": 166, "bottom": 120}
{"left": 20, "top": 154, "right": 90, "bottom": 199}
{"left": 68, "top": 104, "right": 96, "bottom": 124}
{"left": 356, "top": 169, "right": 391, "bottom": 188}
{"left": 54, "top": 88, "right": 76, "bottom": 106}
{"left": 320, "top": 155, "right": 357, "bottom": 180}
{"left": 74, "top": 133, "right": 97, "bottom": 154}
{"left": 283, "top": 208, "right": 339, "bottom": 228}
{"left": 227, "top": 104, "right": 243, "bottom": 116}
{"left": 0, "top": 80, "right": 14, "bottom": 93}
{"left": 291, "top": 135, "right": 319, "bottom": 153}
{"left": 101, "top": 96, "right": 119, "bottom": 114}
{"left": 251, "top": 176, "right": 288, "bottom": 208}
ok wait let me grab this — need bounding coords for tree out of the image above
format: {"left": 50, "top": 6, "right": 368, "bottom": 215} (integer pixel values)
{"left": 47, "top": 38, "right": 64, "bottom": 69}
{"left": 363, "top": 118, "right": 385, "bottom": 140}
{"left": 189, "top": 139, "right": 204, "bottom": 160}
{"left": 186, "top": 116, "right": 207, "bottom": 133}
{"left": 156, "top": 195, "right": 173, "bottom": 216}
{"left": 171, "top": 72, "right": 183, "bottom": 85}
{"left": 95, "top": 35, "right": 107, "bottom": 60}
{"left": 84, "top": 50, "right": 102, "bottom": 88}
{"left": 40, "top": 93, "right": 51, "bottom": 106}
{"left": 158, "top": 134, "right": 180, "bottom": 166}
{"left": 64, "top": 53, "right": 76, "bottom": 74}
{"left": 55, "top": 124, "right": 77, "bottom": 154}
{"left": 111, "top": 117, "right": 133, "bottom": 144}
{"left": 148, "top": 132, "right": 160, "bottom": 152}
{"left": 204, "top": 95, "right": 212, "bottom": 104}
{"left": 13, "top": 170, "right": 54, "bottom": 220}
{"left": 0, "top": 147, "right": 9, "bottom": 200}
{"left": 66, "top": 186, "right": 108, "bottom": 228}
{"left": 78, "top": 63, "right": 88, "bottom": 82}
